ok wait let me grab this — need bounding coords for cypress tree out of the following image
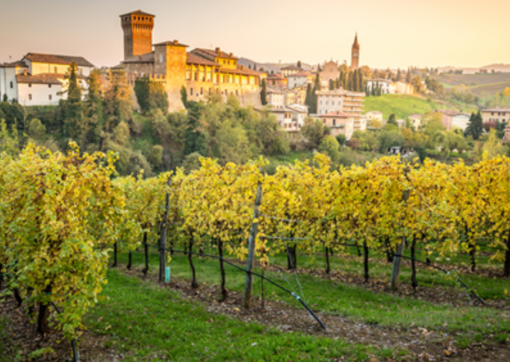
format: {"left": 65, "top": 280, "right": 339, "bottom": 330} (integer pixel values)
{"left": 347, "top": 71, "right": 353, "bottom": 91}
{"left": 465, "top": 111, "right": 484, "bottom": 139}
{"left": 297, "top": 60, "right": 302, "bottom": 68}
{"left": 406, "top": 67, "right": 412, "bottom": 83}
{"left": 64, "top": 62, "right": 84, "bottom": 140}
{"left": 260, "top": 78, "right": 268, "bottom": 105}
{"left": 358, "top": 71, "right": 363, "bottom": 93}
{"left": 305, "top": 83, "right": 312, "bottom": 110}
{"left": 329, "top": 79, "right": 334, "bottom": 90}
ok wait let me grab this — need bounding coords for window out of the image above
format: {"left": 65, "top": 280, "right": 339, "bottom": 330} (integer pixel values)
{"left": 29, "top": 94, "right": 32, "bottom": 101}
{"left": 49, "top": 95, "right": 52, "bottom": 100}
{"left": 160, "top": 55, "right": 163, "bottom": 63}
{"left": 10, "top": 82, "right": 13, "bottom": 89}
{"left": 333, "top": 119, "right": 336, "bottom": 126}
{"left": 55, "top": 67, "right": 57, "bottom": 74}
{"left": 48, "top": 84, "right": 52, "bottom": 88}
{"left": 200, "top": 87, "right": 203, "bottom": 95}
{"left": 29, "top": 84, "right": 32, "bottom": 88}
{"left": 190, "top": 88, "right": 193, "bottom": 96}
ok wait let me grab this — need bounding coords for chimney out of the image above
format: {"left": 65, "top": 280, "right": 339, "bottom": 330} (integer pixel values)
{"left": 23, "top": 69, "right": 27, "bottom": 76}
{"left": 230, "top": 52, "right": 233, "bottom": 58}
{"left": 173, "top": 40, "right": 178, "bottom": 45}
{"left": 215, "top": 47, "right": 221, "bottom": 53}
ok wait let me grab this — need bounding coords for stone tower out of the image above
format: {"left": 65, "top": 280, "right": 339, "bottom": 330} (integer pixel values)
{"left": 351, "top": 33, "right": 360, "bottom": 71}
{"left": 120, "top": 10, "right": 155, "bottom": 60}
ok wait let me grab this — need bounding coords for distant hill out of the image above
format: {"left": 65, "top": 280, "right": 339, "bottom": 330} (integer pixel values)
{"left": 480, "top": 64, "right": 510, "bottom": 73}
{"left": 436, "top": 73, "right": 510, "bottom": 96}
{"left": 238, "top": 58, "right": 313, "bottom": 73}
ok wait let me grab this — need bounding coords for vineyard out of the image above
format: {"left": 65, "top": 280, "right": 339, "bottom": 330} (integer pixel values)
{"left": 1, "top": 143, "right": 510, "bottom": 361}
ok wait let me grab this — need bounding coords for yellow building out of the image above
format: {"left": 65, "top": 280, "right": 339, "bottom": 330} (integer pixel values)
{"left": 120, "top": 10, "right": 262, "bottom": 112}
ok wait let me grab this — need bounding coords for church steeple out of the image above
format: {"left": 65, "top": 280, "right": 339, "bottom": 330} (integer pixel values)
{"left": 351, "top": 33, "right": 360, "bottom": 71}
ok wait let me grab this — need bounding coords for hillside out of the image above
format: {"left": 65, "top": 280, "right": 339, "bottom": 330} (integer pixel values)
{"left": 436, "top": 73, "right": 510, "bottom": 96}
{"left": 363, "top": 94, "right": 440, "bottom": 120}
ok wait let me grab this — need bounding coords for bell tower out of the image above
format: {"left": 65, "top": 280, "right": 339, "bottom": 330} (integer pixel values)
{"left": 120, "top": 10, "right": 155, "bottom": 60}
{"left": 351, "top": 33, "right": 360, "bottom": 71}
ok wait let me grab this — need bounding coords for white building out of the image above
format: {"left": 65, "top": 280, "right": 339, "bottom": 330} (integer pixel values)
{"left": 280, "top": 65, "right": 302, "bottom": 78}
{"left": 266, "top": 87, "right": 286, "bottom": 108}
{"left": 287, "top": 72, "right": 313, "bottom": 89}
{"left": 0, "top": 52, "right": 94, "bottom": 106}
{"left": 367, "top": 79, "right": 395, "bottom": 94}
{"left": 365, "top": 111, "right": 383, "bottom": 122}
{"left": 408, "top": 114, "right": 422, "bottom": 129}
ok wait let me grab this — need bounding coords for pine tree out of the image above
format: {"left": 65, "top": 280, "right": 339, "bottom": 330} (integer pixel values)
{"left": 464, "top": 111, "right": 484, "bottom": 140}
{"left": 83, "top": 69, "right": 104, "bottom": 146}
{"left": 260, "top": 79, "right": 268, "bottom": 106}
{"left": 347, "top": 71, "right": 353, "bottom": 91}
{"left": 64, "top": 62, "right": 84, "bottom": 140}
{"left": 305, "top": 83, "right": 313, "bottom": 110}
{"left": 406, "top": 68, "right": 412, "bottom": 83}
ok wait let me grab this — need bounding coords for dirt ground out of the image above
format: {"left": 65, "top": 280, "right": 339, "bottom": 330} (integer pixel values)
{"left": 1, "top": 265, "right": 508, "bottom": 362}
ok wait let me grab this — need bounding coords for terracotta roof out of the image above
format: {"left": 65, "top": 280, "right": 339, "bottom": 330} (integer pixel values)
{"left": 120, "top": 10, "right": 155, "bottom": 17}
{"left": 267, "top": 73, "right": 285, "bottom": 80}
{"left": 16, "top": 73, "right": 63, "bottom": 85}
{"left": 316, "top": 89, "right": 364, "bottom": 97}
{"left": 266, "top": 87, "right": 286, "bottom": 94}
{"left": 281, "top": 65, "right": 301, "bottom": 71}
{"left": 0, "top": 61, "right": 28, "bottom": 68}
{"left": 439, "top": 110, "right": 468, "bottom": 117}
{"left": 409, "top": 113, "right": 422, "bottom": 118}
{"left": 366, "top": 111, "right": 383, "bottom": 114}
{"left": 482, "top": 107, "right": 510, "bottom": 113}
{"left": 24, "top": 53, "right": 94, "bottom": 67}
{"left": 320, "top": 111, "right": 350, "bottom": 118}
{"left": 219, "top": 65, "right": 262, "bottom": 76}
{"left": 186, "top": 53, "right": 219, "bottom": 66}
{"left": 191, "top": 48, "right": 238, "bottom": 61}
{"left": 123, "top": 52, "right": 155, "bottom": 63}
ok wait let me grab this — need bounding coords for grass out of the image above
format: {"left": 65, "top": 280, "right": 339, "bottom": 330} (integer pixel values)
{"left": 114, "top": 248, "right": 510, "bottom": 342}
{"left": 364, "top": 94, "right": 439, "bottom": 120}
{"left": 85, "top": 269, "right": 396, "bottom": 361}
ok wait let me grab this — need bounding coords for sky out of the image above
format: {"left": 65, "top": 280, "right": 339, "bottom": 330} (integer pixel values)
{"left": 0, "top": 0, "right": 509, "bottom": 69}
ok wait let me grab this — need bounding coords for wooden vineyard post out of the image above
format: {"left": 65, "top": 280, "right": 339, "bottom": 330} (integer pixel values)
{"left": 244, "top": 179, "right": 263, "bottom": 309}
{"left": 390, "top": 189, "right": 410, "bottom": 291}
{"left": 159, "top": 177, "right": 172, "bottom": 283}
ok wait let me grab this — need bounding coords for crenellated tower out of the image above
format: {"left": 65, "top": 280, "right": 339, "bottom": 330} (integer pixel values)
{"left": 120, "top": 10, "right": 155, "bottom": 60}
{"left": 351, "top": 33, "right": 360, "bottom": 71}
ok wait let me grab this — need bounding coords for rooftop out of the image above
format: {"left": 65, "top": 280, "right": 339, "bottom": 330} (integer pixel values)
{"left": 281, "top": 65, "right": 302, "bottom": 71}
{"left": 482, "top": 107, "right": 510, "bottom": 113}
{"left": 320, "top": 111, "right": 350, "bottom": 118}
{"left": 120, "top": 10, "right": 156, "bottom": 17}
{"left": 153, "top": 40, "right": 189, "bottom": 48}
{"left": 0, "top": 61, "right": 28, "bottom": 68}
{"left": 123, "top": 52, "right": 155, "bottom": 64}
{"left": 16, "top": 73, "right": 64, "bottom": 85}
{"left": 23, "top": 53, "right": 94, "bottom": 67}
{"left": 191, "top": 48, "right": 238, "bottom": 62}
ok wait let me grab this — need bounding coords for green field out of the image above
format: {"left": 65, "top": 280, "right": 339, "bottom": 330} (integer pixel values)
{"left": 437, "top": 73, "right": 510, "bottom": 96}
{"left": 363, "top": 94, "right": 439, "bottom": 120}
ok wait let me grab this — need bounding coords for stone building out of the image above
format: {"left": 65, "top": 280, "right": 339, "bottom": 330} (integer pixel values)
{"left": 0, "top": 53, "right": 92, "bottom": 105}
{"left": 120, "top": 10, "right": 263, "bottom": 112}
{"left": 319, "top": 61, "right": 340, "bottom": 84}
{"left": 287, "top": 72, "right": 314, "bottom": 89}
{"left": 351, "top": 34, "right": 360, "bottom": 70}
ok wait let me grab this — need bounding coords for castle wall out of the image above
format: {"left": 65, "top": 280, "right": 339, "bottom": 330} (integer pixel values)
{"left": 163, "top": 45, "right": 188, "bottom": 112}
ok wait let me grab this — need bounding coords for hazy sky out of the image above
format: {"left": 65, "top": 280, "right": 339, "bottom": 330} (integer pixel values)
{"left": 1, "top": 0, "right": 509, "bottom": 69}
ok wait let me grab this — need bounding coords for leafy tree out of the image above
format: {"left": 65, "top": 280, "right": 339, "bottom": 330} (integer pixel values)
{"left": 27, "top": 118, "right": 46, "bottom": 142}
{"left": 64, "top": 62, "right": 84, "bottom": 140}
{"left": 0, "top": 119, "right": 18, "bottom": 155}
{"left": 318, "top": 135, "right": 340, "bottom": 162}
{"left": 182, "top": 152, "right": 202, "bottom": 174}
{"left": 503, "top": 87, "right": 510, "bottom": 98}
{"left": 148, "top": 144, "right": 164, "bottom": 170}
{"left": 2, "top": 94, "right": 7, "bottom": 102}
{"left": 300, "top": 117, "right": 329, "bottom": 149}
{"left": 482, "top": 129, "right": 503, "bottom": 159}
{"left": 83, "top": 69, "right": 104, "bottom": 146}
{"left": 335, "top": 133, "right": 347, "bottom": 146}
{"left": 464, "top": 111, "right": 484, "bottom": 140}
{"left": 134, "top": 78, "right": 169, "bottom": 114}
{"left": 260, "top": 78, "right": 268, "bottom": 105}
{"left": 102, "top": 69, "right": 133, "bottom": 136}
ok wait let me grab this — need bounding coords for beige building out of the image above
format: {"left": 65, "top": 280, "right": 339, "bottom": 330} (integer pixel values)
{"left": 365, "top": 111, "right": 383, "bottom": 122}
{"left": 482, "top": 107, "right": 510, "bottom": 124}
{"left": 437, "top": 110, "right": 470, "bottom": 131}
{"left": 0, "top": 53, "right": 93, "bottom": 105}
{"left": 408, "top": 114, "right": 422, "bottom": 129}
{"left": 281, "top": 65, "right": 302, "bottom": 78}
{"left": 319, "top": 111, "right": 355, "bottom": 138}
{"left": 316, "top": 89, "right": 364, "bottom": 137}
{"left": 395, "top": 81, "right": 414, "bottom": 94}
{"left": 120, "top": 10, "right": 262, "bottom": 112}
